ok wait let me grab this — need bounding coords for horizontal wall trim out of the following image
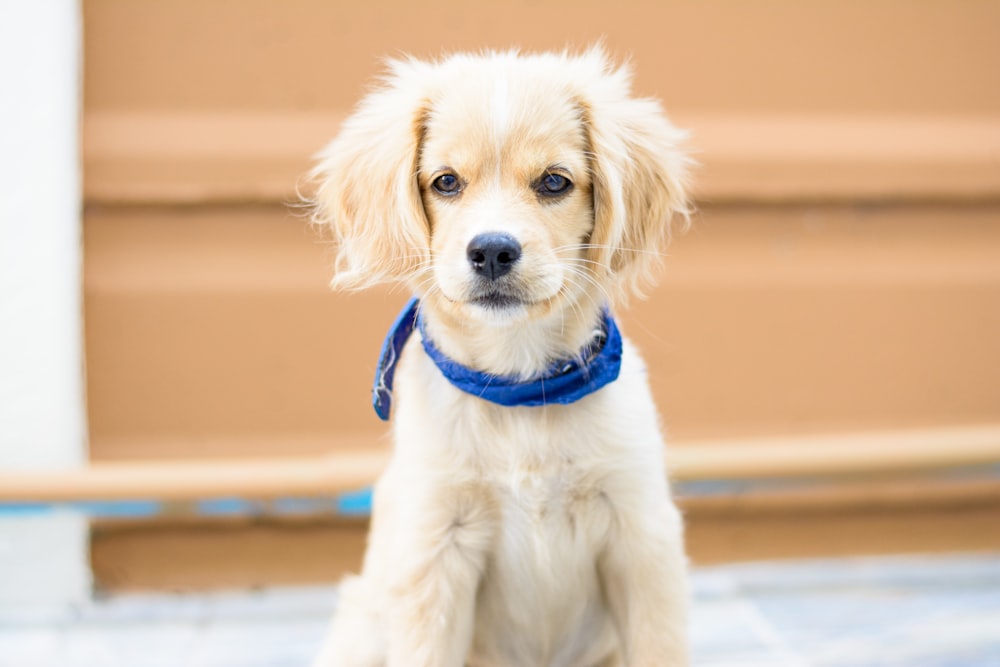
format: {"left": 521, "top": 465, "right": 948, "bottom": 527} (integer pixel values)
{"left": 84, "top": 112, "right": 1000, "bottom": 205}
{"left": 3, "top": 424, "right": 999, "bottom": 504}
{"left": 6, "top": 477, "right": 999, "bottom": 522}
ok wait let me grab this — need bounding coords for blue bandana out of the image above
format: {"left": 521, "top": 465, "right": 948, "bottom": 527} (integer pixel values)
{"left": 372, "top": 297, "right": 623, "bottom": 420}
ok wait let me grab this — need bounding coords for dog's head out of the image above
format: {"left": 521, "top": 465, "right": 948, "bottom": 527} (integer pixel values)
{"left": 311, "top": 48, "right": 690, "bottom": 323}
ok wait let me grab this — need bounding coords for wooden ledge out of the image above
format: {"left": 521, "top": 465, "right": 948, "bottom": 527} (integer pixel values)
{"left": 689, "top": 114, "right": 1000, "bottom": 202}
{"left": 84, "top": 111, "right": 1000, "bottom": 205}
{"left": 3, "top": 424, "right": 999, "bottom": 504}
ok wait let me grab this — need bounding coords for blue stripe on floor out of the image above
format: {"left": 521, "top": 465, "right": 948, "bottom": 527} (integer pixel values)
{"left": 3, "top": 465, "right": 996, "bottom": 520}
{"left": 0, "top": 489, "right": 374, "bottom": 519}
{"left": 335, "top": 487, "right": 374, "bottom": 516}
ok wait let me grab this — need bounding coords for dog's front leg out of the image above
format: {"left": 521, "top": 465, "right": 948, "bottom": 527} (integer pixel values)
{"left": 600, "top": 496, "right": 689, "bottom": 667}
{"left": 386, "top": 481, "right": 497, "bottom": 667}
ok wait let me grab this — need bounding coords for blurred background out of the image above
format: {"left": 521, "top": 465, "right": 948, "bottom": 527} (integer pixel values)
{"left": 2, "top": 0, "right": 1000, "bottom": 627}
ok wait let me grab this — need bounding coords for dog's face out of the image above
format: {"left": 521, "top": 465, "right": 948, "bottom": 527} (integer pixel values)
{"left": 419, "top": 73, "right": 595, "bottom": 322}
{"left": 312, "top": 49, "right": 689, "bottom": 323}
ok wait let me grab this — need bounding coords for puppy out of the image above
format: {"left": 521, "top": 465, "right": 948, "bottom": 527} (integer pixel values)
{"left": 310, "top": 47, "right": 691, "bottom": 667}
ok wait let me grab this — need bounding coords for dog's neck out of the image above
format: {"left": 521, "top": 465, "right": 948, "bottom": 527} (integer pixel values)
{"left": 419, "top": 297, "right": 607, "bottom": 380}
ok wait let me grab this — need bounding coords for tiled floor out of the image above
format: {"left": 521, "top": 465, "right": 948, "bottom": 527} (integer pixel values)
{"left": 1, "top": 553, "right": 998, "bottom": 666}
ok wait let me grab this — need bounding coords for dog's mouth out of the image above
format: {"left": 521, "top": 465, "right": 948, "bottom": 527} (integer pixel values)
{"left": 469, "top": 291, "right": 524, "bottom": 310}
{"left": 467, "top": 283, "right": 530, "bottom": 311}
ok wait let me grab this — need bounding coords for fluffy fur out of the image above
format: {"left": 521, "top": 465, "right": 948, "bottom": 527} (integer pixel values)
{"left": 310, "top": 47, "right": 691, "bottom": 667}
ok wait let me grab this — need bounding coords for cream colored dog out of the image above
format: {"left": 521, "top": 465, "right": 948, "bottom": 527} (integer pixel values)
{"left": 311, "top": 48, "right": 691, "bottom": 667}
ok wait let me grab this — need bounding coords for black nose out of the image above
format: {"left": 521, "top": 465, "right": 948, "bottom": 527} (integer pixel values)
{"left": 467, "top": 233, "right": 521, "bottom": 281}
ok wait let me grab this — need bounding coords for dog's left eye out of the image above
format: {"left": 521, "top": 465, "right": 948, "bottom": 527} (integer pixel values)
{"left": 538, "top": 173, "right": 572, "bottom": 196}
{"left": 432, "top": 173, "right": 463, "bottom": 196}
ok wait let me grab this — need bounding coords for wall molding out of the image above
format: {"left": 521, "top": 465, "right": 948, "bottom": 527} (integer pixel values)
{"left": 84, "top": 111, "right": 1000, "bottom": 205}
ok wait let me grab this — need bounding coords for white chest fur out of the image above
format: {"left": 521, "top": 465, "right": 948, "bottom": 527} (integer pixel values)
{"left": 473, "top": 460, "right": 618, "bottom": 666}
{"left": 371, "top": 336, "right": 669, "bottom": 665}
{"left": 317, "top": 334, "right": 687, "bottom": 667}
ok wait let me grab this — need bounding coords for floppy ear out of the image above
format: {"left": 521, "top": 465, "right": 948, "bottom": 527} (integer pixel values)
{"left": 310, "top": 59, "right": 433, "bottom": 289}
{"left": 579, "top": 58, "right": 691, "bottom": 298}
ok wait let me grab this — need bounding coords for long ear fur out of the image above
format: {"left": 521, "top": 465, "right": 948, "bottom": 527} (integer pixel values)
{"left": 310, "top": 58, "right": 433, "bottom": 289}
{"left": 577, "top": 51, "right": 691, "bottom": 299}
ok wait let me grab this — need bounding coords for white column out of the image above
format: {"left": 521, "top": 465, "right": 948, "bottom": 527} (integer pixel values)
{"left": 0, "top": 0, "right": 90, "bottom": 606}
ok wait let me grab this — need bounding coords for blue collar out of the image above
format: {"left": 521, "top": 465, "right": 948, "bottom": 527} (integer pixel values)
{"left": 372, "top": 297, "right": 623, "bottom": 420}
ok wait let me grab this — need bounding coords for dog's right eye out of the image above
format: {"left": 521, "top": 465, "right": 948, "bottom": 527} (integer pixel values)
{"left": 432, "top": 173, "right": 463, "bottom": 196}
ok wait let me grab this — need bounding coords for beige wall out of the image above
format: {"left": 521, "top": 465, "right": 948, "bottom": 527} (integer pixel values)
{"left": 83, "top": 0, "right": 1000, "bottom": 458}
{"left": 81, "top": 0, "right": 1000, "bottom": 585}
{"left": 85, "top": 1, "right": 1000, "bottom": 114}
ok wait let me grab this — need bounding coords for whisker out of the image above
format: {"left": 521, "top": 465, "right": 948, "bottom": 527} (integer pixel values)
{"left": 562, "top": 266, "right": 615, "bottom": 306}
{"left": 552, "top": 243, "right": 672, "bottom": 259}
{"left": 559, "top": 262, "right": 613, "bottom": 304}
